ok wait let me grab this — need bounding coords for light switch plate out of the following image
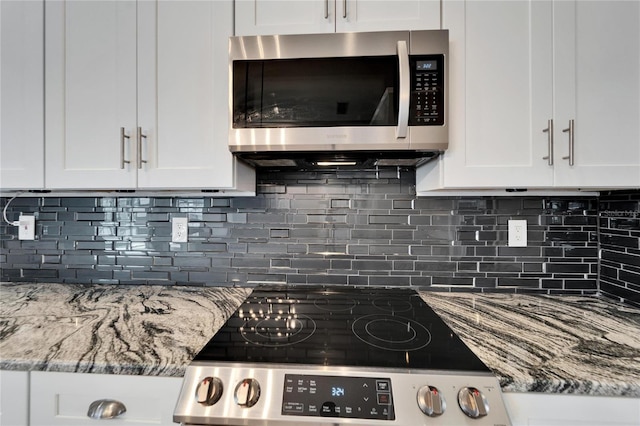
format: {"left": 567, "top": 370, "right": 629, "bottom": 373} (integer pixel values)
{"left": 172, "top": 217, "right": 188, "bottom": 243}
{"left": 18, "top": 215, "right": 35, "bottom": 240}
{"left": 508, "top": 220, "right": 527, "bottom": 247}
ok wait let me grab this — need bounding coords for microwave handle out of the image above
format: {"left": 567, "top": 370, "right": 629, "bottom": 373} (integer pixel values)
{"left": 396, "top": 40, "right": 410, "bottom": 139}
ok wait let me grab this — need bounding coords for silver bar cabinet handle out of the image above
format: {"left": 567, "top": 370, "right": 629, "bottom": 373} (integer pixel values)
{"left": 324, "top": 0, "right": 328, "bottom": 18}
{"left": 137, "top": 127, "right": 147, "bottom": 169}
{"left": 542, "top": 119, "right": 554, "bottom": 165}
{"left": 120, "top": 127, "right": 130, "bottom": 169}
{"left": 343, "top": 0, "right": 347, "bottom": 18}
{"left": 562, "top": 119, "right": 575, "bottom": 166}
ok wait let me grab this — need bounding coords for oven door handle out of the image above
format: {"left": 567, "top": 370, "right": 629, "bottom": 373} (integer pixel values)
{"left": 396, "top": 40, "right": 410, "bottom": 139}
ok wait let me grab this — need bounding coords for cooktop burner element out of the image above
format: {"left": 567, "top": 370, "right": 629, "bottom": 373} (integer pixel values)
{"left": 174, "top": 285, "right": 512, "bottom": 426}
{"left": 313, "top": 296, "right": 357, "bottom": 312}
{"left": 373, "top": 297, "right": 413, "bottom": 313}
{"left": 351, "top": 314, "right": 431, "bottom": 351}
{"left": 240, "top": 314, "right": 316, "bottom": 347}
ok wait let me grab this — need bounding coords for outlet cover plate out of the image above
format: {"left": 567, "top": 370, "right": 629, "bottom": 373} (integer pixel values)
{"left": 508, "top": 220, "right": 527, "bottom": 247}
{"left": 18, "top": 215, "right": 36, "bottom": 240}
{"left": 172, "top": 217, "right": 188, "bottom": 243}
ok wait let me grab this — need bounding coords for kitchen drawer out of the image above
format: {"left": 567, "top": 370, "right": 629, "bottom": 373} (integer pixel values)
{"left": 30, "top": 371, "right": 182, "bottom": 425}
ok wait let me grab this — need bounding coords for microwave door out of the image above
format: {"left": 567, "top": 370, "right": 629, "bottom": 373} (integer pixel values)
{"left": 232, "top": 57, "right": 400, "bottom": 130}
{"left": 396, "top": 40, "right": 410, "bottom": 139}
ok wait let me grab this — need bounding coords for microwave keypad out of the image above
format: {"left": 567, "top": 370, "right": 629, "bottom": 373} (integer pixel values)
{"left": 410, "top": 55, "right": 444, "bottom": 126}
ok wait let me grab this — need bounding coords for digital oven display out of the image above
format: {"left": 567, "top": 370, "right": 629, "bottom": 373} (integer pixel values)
{"left": 282, "top": 374, "right": 395, "bottom": 420}
{"left": 416, "top": 59, "right": 438, "bottom": 71}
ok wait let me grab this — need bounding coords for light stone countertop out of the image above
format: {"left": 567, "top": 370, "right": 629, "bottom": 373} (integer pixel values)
{"left": 420, "top": 291, "right": 640, "bottom": 397}
{"left": 1, "top": 283, "right": 639, "bottom": 397}
{"left": 0, "top": 282, "right": 250, "bottom": 376}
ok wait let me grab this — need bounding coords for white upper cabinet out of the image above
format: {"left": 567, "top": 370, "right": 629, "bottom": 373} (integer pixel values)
{"left": 336, "top": 0, "right": 440, "bottom": 32}
{"left": 45, "top": 0, "right": 137, "bottom": 189}
{"left": 136, "top": 0, "right": 251, "bottom": 190}
{"left": 417, "top": 0, "right": 640, "bottom": 192}
{"left": 552, "top": 1, "right": 640, "bottom": 188}
{"left": 1, "top": 0, "right": 45, "bottom": 190}
{"left": 46, "top": 0, "right": 255, "bottom": 192}
{"left": 235, "top": 0, "right": 334, "bottom": 35}
{"left": 235, "top": 0, "right": 440, "bottom": 36}
{"left": 418, "top": 0, "right": 554, "bottom": 191}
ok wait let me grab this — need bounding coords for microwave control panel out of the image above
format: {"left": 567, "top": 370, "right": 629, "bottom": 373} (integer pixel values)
{"left": 409, "top": 55, "right": 445, "bottom": 126}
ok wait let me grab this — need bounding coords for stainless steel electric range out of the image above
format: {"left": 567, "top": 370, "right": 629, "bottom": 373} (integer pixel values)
{"left": 173, "top": 285, "right": 511, "bottom": 426}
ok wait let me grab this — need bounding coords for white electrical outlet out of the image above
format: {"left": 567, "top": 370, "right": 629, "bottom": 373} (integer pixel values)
{"left": 508, "top": 220, "right": 527, "bottom": 247}
{"left": 18, "top": 215, "right": 35, "bottom": 240}
{"left": 172, "top": 217, "right": 188, "bottom": 243}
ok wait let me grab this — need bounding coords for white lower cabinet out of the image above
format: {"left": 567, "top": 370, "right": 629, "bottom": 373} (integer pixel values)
{"left": 503, "top": 392, "right": 640, "bottom": 426}
{"left": 0, "top": 370, "right": 29, "bottom": 426}
{"left": 29, "top": 371, "right": 182, "bottom": 426}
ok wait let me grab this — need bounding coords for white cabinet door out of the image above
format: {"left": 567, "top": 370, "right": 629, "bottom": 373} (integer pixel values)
{"left": 417, "top": 0, "right": 554, "bottom": 191}
{"left": 0, "top": 370, "right": 29, "bottom": 426}
{"left": 45, "top": 0, "right": 138, "bottom": 190}
{"left": 503, "top": 393, "right": 640, "bottom": 426}
{"left": 235, "top": 0, "right": 440, "bottom": 36}
{"left": 553, "top": 0, "right": 640, "bottom": 188}
{"left": 29, "top": 371, "right": 182, "bottom": 426}
{"left": 336, "top": 0, "right": 440, "bottom": 32}
{"left": 137, "top": 0, "right": 240, "bottom": 189}
{"left": 0, "top": 0, "right": 44, "bottom": 190}
{"left": 417, "top": 0, "right": 640, "bottom": 192}
{"left": 235, "top": 0, "right": 334, "bottom": 35}
{"left": 45, "top": 0, "right": 255, "bottom": 192}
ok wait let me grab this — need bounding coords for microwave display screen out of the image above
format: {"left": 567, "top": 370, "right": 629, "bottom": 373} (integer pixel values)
{"left": 416, "top": 60, "right": 438, "bottom": 71}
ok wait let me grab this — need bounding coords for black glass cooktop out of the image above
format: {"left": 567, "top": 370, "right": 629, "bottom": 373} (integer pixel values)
{"left": 194, "top": 285, "right": 490, "bottom": 372}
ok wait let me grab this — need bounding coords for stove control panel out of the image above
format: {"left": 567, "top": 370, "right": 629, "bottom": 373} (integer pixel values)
{"left": 282, "top": 374, "right": 394, "bottom": 421}
{"left": 174, "top": 364, "right": 512, "bottom": 425}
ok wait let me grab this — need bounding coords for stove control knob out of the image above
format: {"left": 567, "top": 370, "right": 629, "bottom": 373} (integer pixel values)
{"left": 458, "top": 387, "right": 489, "bottom": 419}
{"left": 196, "top": 377, "right": 223, "bottom": 406}
{"left": 417, "top": 385, "right": 446, "bottom": 417}
{"left": 234, "top": 378, "right": 260, "bottom": 408}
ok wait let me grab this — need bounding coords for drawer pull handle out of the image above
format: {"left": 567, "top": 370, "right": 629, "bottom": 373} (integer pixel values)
{"left": 87, "top": 399, "right": 127, "bottom": 420}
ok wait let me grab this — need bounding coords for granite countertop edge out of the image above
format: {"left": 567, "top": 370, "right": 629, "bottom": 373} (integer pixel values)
{"left": 1, "top": 282, "right": 639, "bottom": 398}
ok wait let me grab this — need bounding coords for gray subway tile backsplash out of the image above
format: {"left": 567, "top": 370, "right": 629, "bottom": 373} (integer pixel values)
{"left": 2, "top": 168, "right": 637, "bottom": 302}
{"left": 598, "top": 190, "right": 640, "bottom": 307}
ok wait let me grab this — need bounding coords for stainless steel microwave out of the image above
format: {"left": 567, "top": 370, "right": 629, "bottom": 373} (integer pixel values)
{"left": 228, "top": 30, "right": 448, "bottom": 168}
